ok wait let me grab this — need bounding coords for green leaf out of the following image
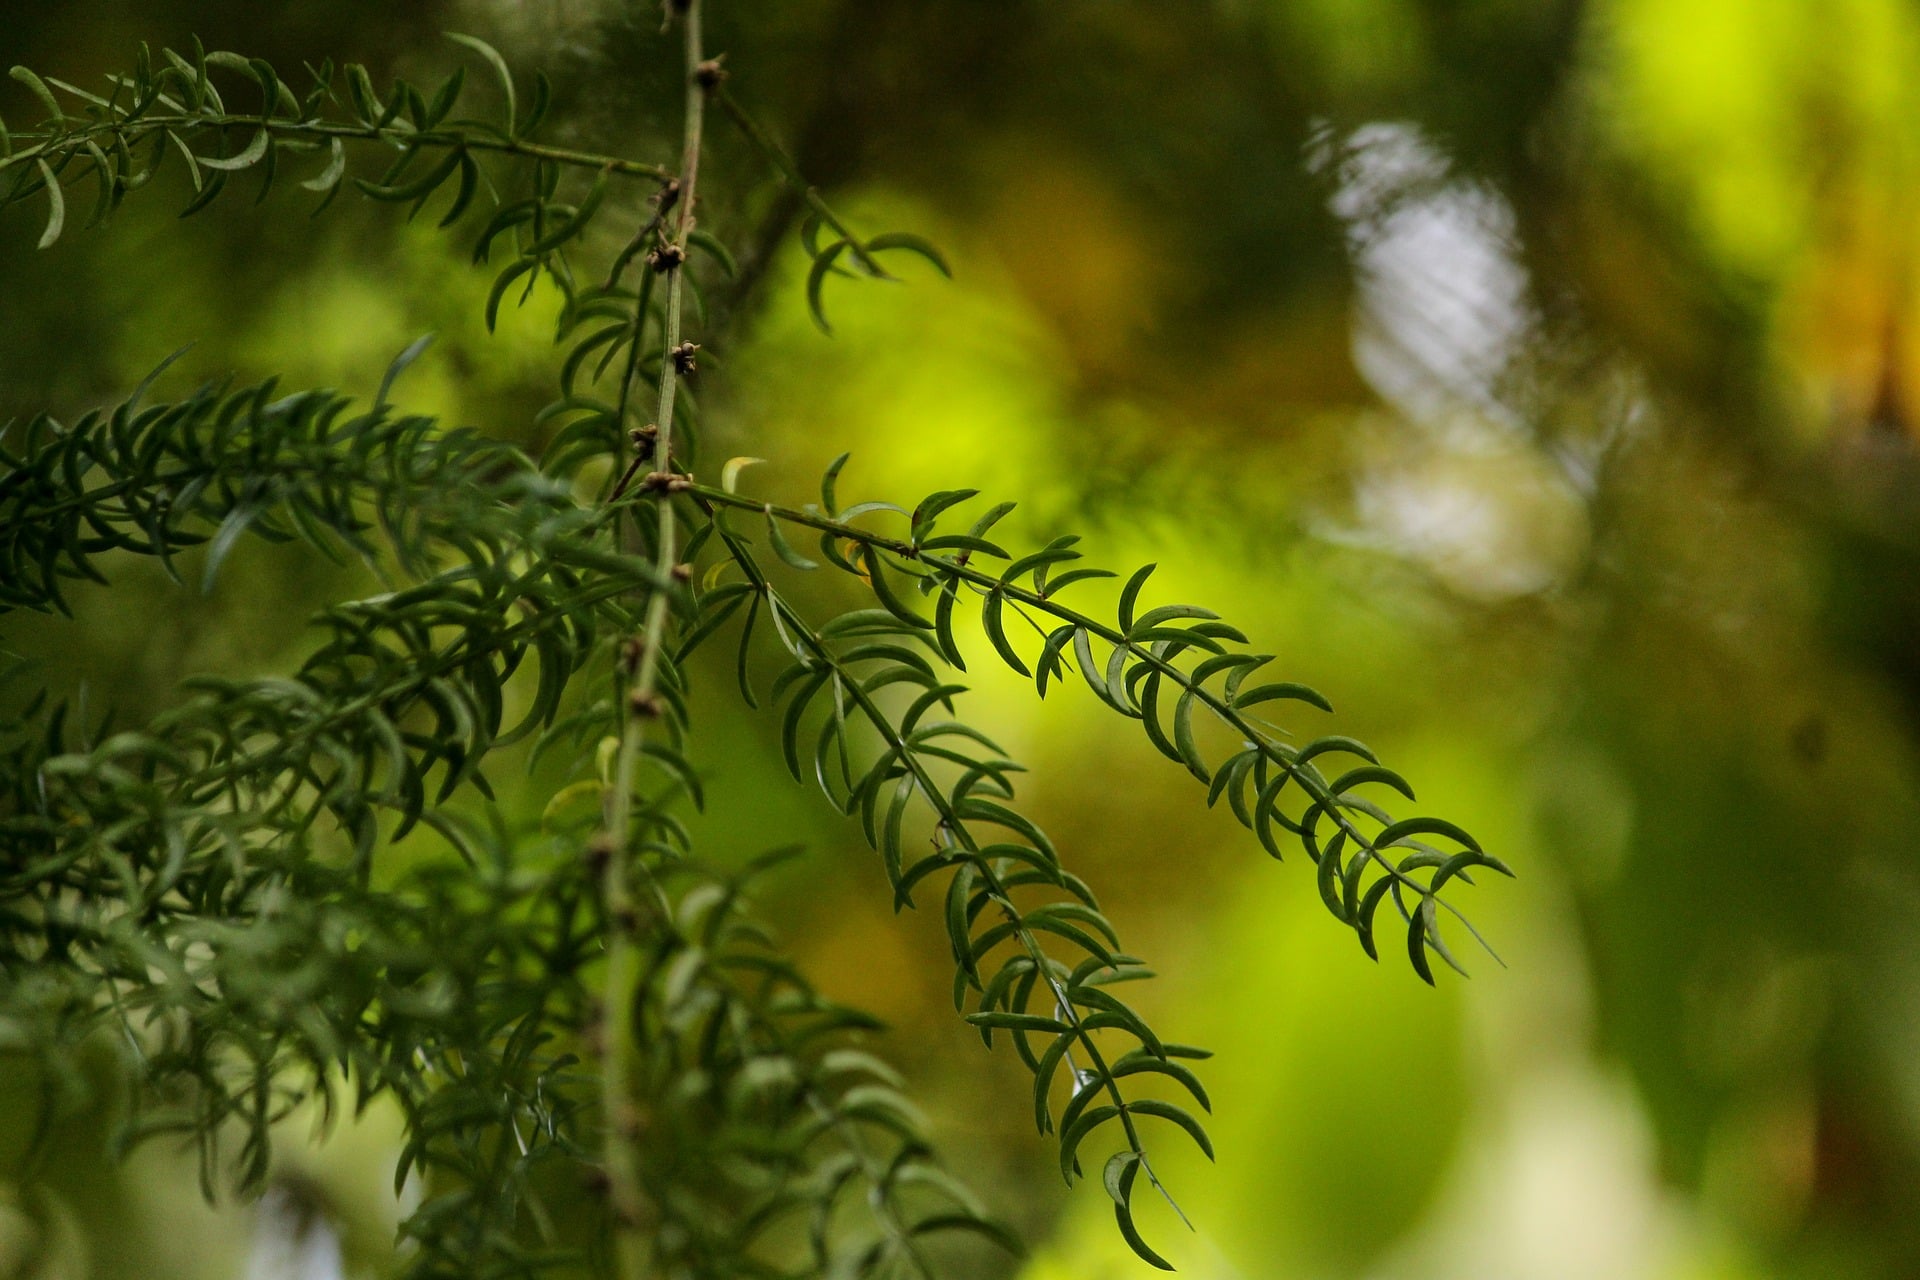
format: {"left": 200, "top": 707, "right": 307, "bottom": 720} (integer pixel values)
{"left": 199, "top": 128, "right": 268, "bottom": 171}
{"left": 780, "top": 669, "right": 828, "bottom": 781}
{"left": 1130, "top": 1099, "right": 1214, "bottom": 1161}
{"left": 1233, "top": 681, "right": 1334, "bottom": 713}
{"left": 356, "top": 146, "right": 463, "bottom": 204}
{"left": 375, "top": 333, "right": 435, "bottom": 409}
{"left": 470, "top": 198, "right": 535, "bottom": 263}
{"left": 721, "top": 455, "right": 764, "bottom": 493}
{"left": 909, "top": 1214, "right": 1022, "bottom": 1256}
{"left": 1132, "top": 603, "right": 1219, "bottom": 631}
{"left": 521, "top": 69, "right": 552, "bottom": 136}
{"left": 1295, "top": 735, "right": 1379, "bottom": 768}
{"left": 1058, "top": 1103, "right": 1121, "bottom": 1184}
{"left": 525, "top": 169, "right": 606, "bottom": 252}
{"left": 821, "top": 451, "right": 851, "bottom": 514}
{"left": 946, "top": 860, "right": 979, "bottom": 979}
{"left": 1316, "top": 826, "right": 1348, "bottom": 920}
{"left": 952, "top": 797, "right": 1056, "bottom": 864}
{"left": 1033, "top": 624, "right": 1073, "bottom": 698}
{"left": 911, "top": 487, "right": 979, "bottom": 536}
{"left": 1110, "top": 1051, "right": 1212, "bottom": 1113}
{"left": 864, "top": 546, "right": 933, "bottom": 629}
{"left": 969, "top": 500, "right": 1017, "bottom": 537}
{"left": 865, "top": 230, "right": 952, "bottom": 277}
{"left": 806, "top": 239, "right": 850, "bottom": 334}
{"left": 445, "top": 33, "right": 516, "bottom": 133}
{"left": 422, "top": 66, "right": 465, "bottom": 129}
{"left": 687, "top": 228, "right": 737, "bottom": 277}
{"left": 838, "top": 499, "right": 910, "bottom": 522}
{"left": 1171, "top": 687, "right": 1208, "bottom": 782}
{"left": 1407, "top": 894, "right": 1437, "bottom": 984}
{"left": 932, "top": 574, "right": 967, "bottom": 669}
{"left": 1118, "top": 562, "right": 1156, "bottom": 632}
{"left": 965, "top": 1011, "right": 1070, "bottom": 1035}
{"left": 921, "top": 532, "right": 1008, "bottom": 558}
{"left": 300, "top": 137, "right": 346, "bottom": 192}
{"left": 437, "top": 153, "right": 479, "bottom": 227}
{"left": 484, "top": 258, "right": 538, "bottom": 331}
{"left": 1327, "top": 764, "right": 1417, "bottom": 803}
{"left": 9, "top": 66, "right": 64, "bottom": 124}
{"left": 1429, "top": 848, "right": 1514, "bottom": 895}
{"left": 981, "top": 590, "right": 1029, "bottom": 677}
{"left": 1355, "top": 875, "right": 1398, "bottom": 960}
{"left": 1110, "top": 1155, "right": 1176, "bottom": 1271}
{"left": 764, "top": 508, "right": 819, "bottom": 569}
{"left": 1027, "top": 901, "right": 1121, "bottom": 952}
{"left": 1043, "top": 566, "right": 1116, "bottom": 597}
{"left": 1137, "top": 673, "right": 1184, "bottom": 766}
{"left": 31, "top": 158, "right": 62, "bottom": 249}
{"left": 1375, "top": 815, "right": 1482, "bottom": 854}
{"left": 344, "top": 62, "right": 383, "bottom": 123}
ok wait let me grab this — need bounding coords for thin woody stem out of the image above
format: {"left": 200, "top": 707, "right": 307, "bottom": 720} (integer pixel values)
{"left": 0, "top": 114, "right": 673, "bottom": 181}
{"left": 686, "top": 482, "right": 1471, "bottom": 925}
{"left": 593, "top": 3, "right": 708, "bottom": 1277}
{"left": 688, "top": 498, "right": 1183, "bottom": 1224}
{"left": 712, "top": 88, "right": 887, "bottom": 276}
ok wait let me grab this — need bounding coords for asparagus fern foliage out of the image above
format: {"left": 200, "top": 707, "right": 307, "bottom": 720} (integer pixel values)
{"left": 0, "top": 8, "right": 1510, "bottom": 1277}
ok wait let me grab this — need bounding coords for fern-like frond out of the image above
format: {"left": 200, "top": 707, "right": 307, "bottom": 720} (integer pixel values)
{"left": 695, "top": 474, "right": 1514, "bottom": 985}
{"left": 611, "top": 843, "right": 1019, "bottom": 1278}
{"left": 0, "top": 38, "right": 667, "bottom": 242}
{"left": 0, "top": 7, "right": 1516, "bottom": 1273}
{"left": 0, "top": 354, "right": 579, "bottom": 614}
{"left": 676, "top": 493, "right": 1208, "bottom": 1268}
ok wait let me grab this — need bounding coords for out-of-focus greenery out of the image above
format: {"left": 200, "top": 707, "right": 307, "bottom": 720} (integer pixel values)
{"left": 4, "top": 1, "right": 1920, "bottom": 1278}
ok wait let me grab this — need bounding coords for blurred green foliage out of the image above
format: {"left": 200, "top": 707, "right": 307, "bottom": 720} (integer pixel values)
{"left": 4, "top": 1, "right": 1920, "bottom": 1278}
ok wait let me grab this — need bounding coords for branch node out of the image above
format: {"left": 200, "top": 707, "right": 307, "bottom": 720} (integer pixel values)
{"left": 638, "top": 471, "right": 692, "bottom": 496}
{"left": 669, "top": 341, "right": 699, "bottom": 375}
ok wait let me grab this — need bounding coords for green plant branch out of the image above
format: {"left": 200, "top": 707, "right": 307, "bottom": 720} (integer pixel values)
{"left": 0, "top": 114, "right": 673, "bottom": 182}
{"left": 689, "top": 482, "right": 1507, "bottom": 973}
{"left": 692, "top": 502, "right": 1193, "bottom": 1260}
{"left": 712, "top": 87, "right": 885, "bottom": 276}
{"left": 19, "top": 564, "right": 641, "bottom": 901}
{"left": 653, "top": 886, "right": 955, "bottom": 1279}
{"left": 593, "top": 4, "right": 708, "bottom": 1276}
{"left": 0, "top": 16, "right": 1517, "bottom": 1275}
{"left": 0, "top": 378, "right": 580, "bottom": 615}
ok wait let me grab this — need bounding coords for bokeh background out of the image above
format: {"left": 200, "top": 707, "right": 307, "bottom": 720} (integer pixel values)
{"left": 5, "top": 1, "right": 1920, "bottom": 1277}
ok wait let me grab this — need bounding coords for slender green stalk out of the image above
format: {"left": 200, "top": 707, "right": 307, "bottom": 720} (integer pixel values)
{"left": 0, "top": 114, "right": 673, "bottom": 181}
{"left": 594, "top": 5, "right": 708, "bottom": 1276}
{"left": 712, "top": 88, "right": 885, "bottom": 275}
{"left": 698, "top": 508, "right": 1181, "bottom": 1219}
{"left": 689, "top": 482, "right": 1474, "bottom": 928}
